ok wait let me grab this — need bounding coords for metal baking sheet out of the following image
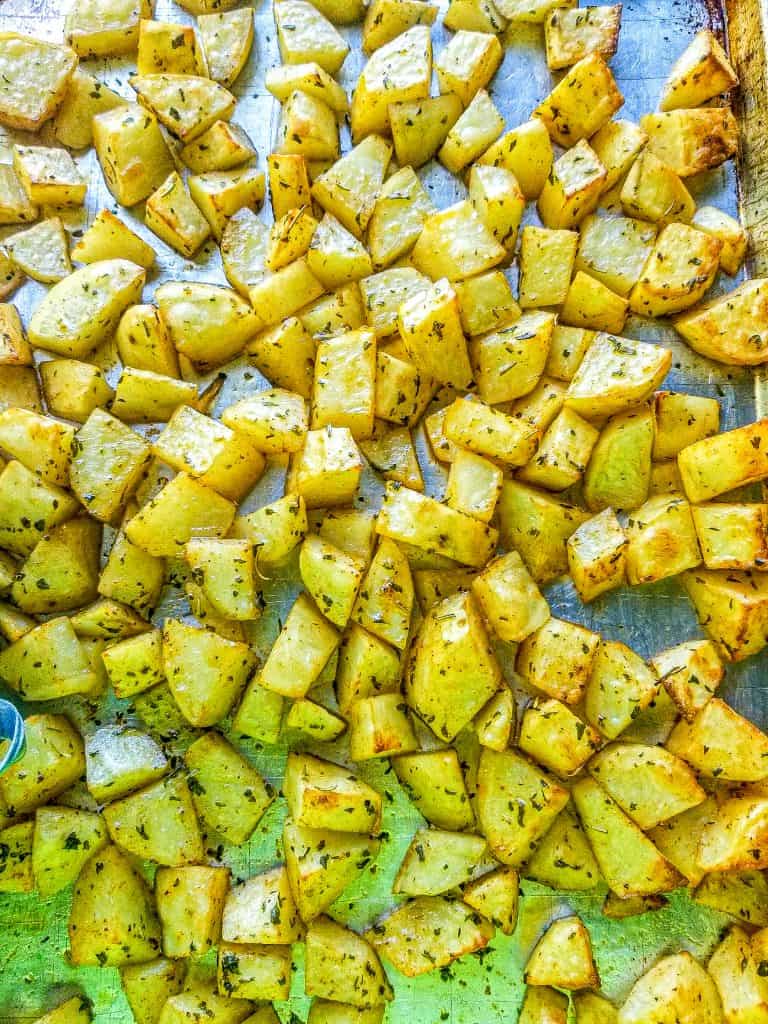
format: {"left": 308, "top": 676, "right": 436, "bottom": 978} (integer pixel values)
{"left": 0, "top": 0, "right": 764, "bottom": 1019}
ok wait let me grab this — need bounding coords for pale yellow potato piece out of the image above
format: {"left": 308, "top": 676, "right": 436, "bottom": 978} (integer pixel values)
{"left": 0, "top": 33, "right": 77, "bottom": 132}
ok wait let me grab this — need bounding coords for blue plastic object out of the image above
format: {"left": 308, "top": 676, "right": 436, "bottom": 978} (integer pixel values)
{"left": 0, "top": 697, "right": 24, "bottom": 775}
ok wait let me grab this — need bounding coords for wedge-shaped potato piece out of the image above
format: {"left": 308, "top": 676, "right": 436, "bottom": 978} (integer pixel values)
{"left": 474, "top": 687, "right": 515, "bottom": 751}
{"left": 572, "top": 778, "right": 680, "bottom": 897}
{"left": 29, "top": 997, "right": 92, "bottom": 1024}
{"left": 520, "top": 699, "right": 601, "bottom": 778}
{"left": 189, "top": 167, "right": 266, "bottom": 241}
{"left": 255, "top": 592, "right": 339, "bottom": 698}
{"left": 682, "top": 568, "right": 768, "bottom": 662}
{"left": 312, "top": 328, "right": 376, "bottom": 439}
{"left": 397, "top": 278, "right": 472, "bottom": 390}
{"left": 472, "top": 551, "right": 549, "bottom": 646}
{"left": 589, "top": 743, "right": 705, "bottom": 830}
{"left": 695, "top": 870, "right": 768, "bottom": 927}
{"left": 461, "top": 866, "right": 518, "bottom": 935}
{"left": 519, "top": 226, "right": 578, "bottom": 308}
{"left": 162, "top": 619, "right": 255, "bottom": 727}
{"left": 477, "top": 748, "right": 569, "bottom": 867}
{"left": 498, "top": 480, "right": 590, "bottom": 584}
{"left": 625, "top": 493, "right": 701, "bottom": 585}
{"left": 220, "top": 207, "right": 269, "bottom": 298}
{"left": 99, "top": 527, "right": 165, "bottom": 619}
{"left": 698, "top": 792, "right": 768, "bottom": 872}
{"left": 394, "top": 828, "right": 487, "bottom": 896}
{"left": 70, "top": 408, "right": 151, "bottom": 524}
{"left": 0, "top": 304, "right": 31, "bottom": 366}
{"left": 407, "top": 589, "right": 502, "bottom": 741}
{"left": 0, "top": 714, "right": 84, "bottom": 816}
{"left": 284, "top": 752, "right": 382, "bottom": 833}
{"left": 307, "top": 917, "right": 392, "bottom": 1007}
{"left": 660, "top": 28, "right": 738, "bottom": 110}
{"left": 33, "top": 805, "right": 109, "bottom": 898}
{"left": 360, "top": 422, "right": 423, "bottom": 490}
{"left": 629, "top": 223, "right": 721, "bottom": 317}
{"left": 266, "top": 63, "right": 348, "bottom": 112}
{"left": 566, "top": 332, "right": 671, "bottom": 419}
{"left": 158, "top": 984, "right": 252, "bottom": 1024}
{"left": 249, "top": 259, "right": 326, "bottom": 331}
{"left": 102, "top": 630, "right": 164, "bottom": 699}
{"left": 646, "top": 797, "right": 717, "bottom": 888}
{"left": 651, "top": 639, "right": 723, "bottom": 722}
{"left": 583, "top": 407, "right": 654, "bottom": 513}
{"left": 232, "top": 678, "right": 284, "bottom": 745}
{"left": 411, "top": 199, "right": 505, "bottom": 282}
{"left": 533, "top": 52, "right": 622, "bottom": 147}
{"left": 538, "top": 140, "right": 606, "bottom": 230}
{"left": 0, "top": 615, "right": 98, "bottom": 700}
{"left": 472, "top": 310, "right": 555, "bottom": 403}
{"left": 352, "top": 26, "right": 431, "bottom": 140}
{"left": 157, "top": 280, "right": 259, "bottom": 370}
{"left": 94, "top": 103, "right": 175, "bottom": 206}
{"left": 137, "top": 19, "right": 207, "bottom": 75}
{"left": 351, "top": 537, "right": 413, "bottom": 649}
{"left": 675, "top": 278, "right": 768, "bottom": 367}
{"left": 0, "top": 407, "right": 73, "bottom": 487}
{"left": 336, "top": 623, "right": 400, "bottom": 714}
{"left": 0, "top": 165, "right": 37, "bottom": 226}
{"left": 369, "top": 896, "right": 493, "bottom": 976}
{"left": 307, "top": 214, "right": 372, "bottom": 289}
{"left": 121, "top": 959, "right": 185, "bottom": 1024}
{"left": 313, "top": 137, "right": 392, "bottom": 242}
{"left": 29, "top": 260, "right": 146, "bottom": 360}
{"left": 642, "top": 107, "right": 738, "bottom": 178}
{"left": 377, "top": 482, "right": 498, "bottom": 567}
{"left": 693, "top": 205, "right": 746, "bottom": 277}
{"left": 156, "top": 864, "right": 229, "bottom": 958}
{"left": 367, "top": 166, "right": 433, "bottom": 270}
{"left": 0, "top": 33, "right": 77, "bottom": 131}
{"left": 72, "top": 210, "right": 155, "bottom": 269}
{"left": 435, "top": 29, "right": 502, "bottom": 107}
{"left": 444, "top": 397, "right": 539, "bottom": 467}
{"left": 13, "top": 145, "right": 86, "bottom": 206}
{"left": 620, "top": 149, "right": 695, "bottom": 226}
{"left": 231, "top": 493, "right": 307, "bottom": 568}
{"left": 186, "top": 537, "right": 259, "bottom": 621}
{"left": 566, "top": 509, "right": 627, "bottom": 603}
{"left": 618, "top": 952, "right": 722, "bottom": 1024}
{"left": 363, "top": 0, "right": 437, "bottom": 50}
{"left": 393, "top": 749, "right": 473, "bottom": 830}
{"left": 69, "top": 844, "right": 161, "bottom": 967}
{"left": 445, "top": 448, "right": 502, "bottom": 522}
{"left": 525, "top": 915, "right": 599, "bottom": 990}
{"left": 83, "top": 725, "right": 167, "bottom": 804}
{"left": 198, "top": 10, "right": 253, "bottom": 87}
{"left": 708, "top": 926, "right": 768, "bottom": 1024}
{"left": 576, "top": 215, "right": 655, "bottom": 300}
{"left": 131, "top": 74, "right": 235, "bottom": 143}
{"left": 104, "top": 773, "right": 203, "bottom": 866}
{"left": 519, "top": 407, "right": 600, "bottom": 492}
{"left": 112, "top": 367, "right": 197, "bottom": 424}
{"left": 65, "top": 0, "right": 150, "bottom": 56}
{"left": 116, "top": 303, "right": 178, "bottom": 377}
{"left": 525, "top": 804, "right": 602, "bottom": 891}
{"left": 185, "top": 732, "right": 273, "bottom": 846}
{"left": 544, "top": 4, "right": 621, "bottom": 69}
{"left": 181, "top": 120, "right": 256, "bottom": 174}
{"left": 5, "top": 218, "right": 71, "bottom": 284}
{"left": 518, "top": 988, "right": 569, "bottom": 1024}
{"left": 0, "top": 459, "right": 79, "bottom": 557}
{"left": 145, "top": 171, "right": 211, "bottom": 258}
{"left": 218, "top": 942, "right": 292, "bottom": 1001}
{"left": 12, "top": 519, "right": 101, "bottom": 616}
{"left": 667, "top": 696, "right": 768, "bottom": 781}
{"left": 478, "top": 118, "right": 553, "bottom": 200}
{"left": 275, "top": 0, "right": 350, "bottom": 73}
{"left": 585, "top": 640, "right": 659, "bottom": 740}
{"left": 71, "top": 597, "right": 149, "bottom": 640}
{"left": 284, "top": 820, "right": 379, "bottom": 922}
{"left": 560, "top": 272, "right": 628, "bottom": 334}
{"left": 441, "top": 90, "right": 505, "bottom": 175}
{"left": 277, "top": 90, "right": 339, "bottom": 162}
{"left": 299, "top": 534, "right": 365, "bottom": 629}
{"left": 389, "top": 94, "right": 463, "bottom": 169}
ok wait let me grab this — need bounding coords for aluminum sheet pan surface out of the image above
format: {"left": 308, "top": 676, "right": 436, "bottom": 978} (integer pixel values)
{"left": 0, "top": 0, "right": 760, "bottom": 1020}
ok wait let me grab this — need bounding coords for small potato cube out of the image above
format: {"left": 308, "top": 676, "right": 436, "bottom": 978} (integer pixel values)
{"left": 232, "top": 494, "right": 307, "bottom": 569}
{"left": 0, "top": 33, "right": 77, "bottom": 132}
{"left": 65, "top": 0, "right": 151, "bottom": 57}
{"left": 469, "top": 164, "right": 525, "bottom": 251}
{"left": 545, "top": 325, "right": 594, "bottom": 381}
{"left": 275, "top": 0, "right": 350, "bottom": 74}
{"left": 629, "top": 222, "right": 721, "bottom": 318}
{"left": 288, "top": 426, "right": 364, "bottom": 507}
{"left": 498, "top": 478, "right": 590, "bottom": 582}
{"left": 284, "top": 751, "right": 382, "bottom": 832}
{"left": 516, "top": 616, "right": 599, "bottom": 704}
{"left": 111, "top": 368, "right": 196, "bottom": 424}
{"left": 620, "top": 149, "right": 695, "bottom": 225}
{"left": 300, "top": 533, "right": 366, "bottom": 629}
{"left": 145, "top": 172, "right": 210, "bottom": 258}
{"left": 475, "top": 687, "right": 515, "bottom": 751}
{"left": 393, "top": 828, "right": 486, "bottom": 896}
{"left": 71, "top": 408, "right": 151, "bottom": 524}
{"left": 72, "top": 210, "right": 155, "bottom": 269}
{"left": 544, "top": 5, "right": 621, "bottom": 70}
{"left": 478, "top": 118, "right": 553, "bottom": 199}
{"left": 222, "top": 388, "right": 307, "bottom": 454}
{"left": 660, "top": 28, "right": 738, "bottom": 111}
{"left": 218, "top": 942, "right": 292, "bottom": 1001}
{"left": 560, "top": 271, "right": 628, "bottom": 334}
{"left": 266, "top": 62, "right": 348, "bottom": 112}
{"left": 350, "top": 692, "right": 418, "bottom": 760}
{"left": 683, "top": 569, "right": 768, "bottom": 663}
{"left": 651, "top": 638, "right": 723, "bottom": 722}
{"left": 278, "top": 91, "right": 339, "bottom": 162}
{"left": 565, "top": 331, "right": 671, "bottom": 419}
{"left": 709, "top": 927, "right": 768, "bottom": 1024}
{"left": 351, "top": 26, "right": 432, "bottom": 140}
{"left": 444, "top": 396, "right": 539, "bottom": 467}
{"left": 585, "top": 639, "right": 659, "bottom": 739}
{"left": 693, "top": 204, "right": 746, "bottom": 276}
{"left": 0, "top": 460, "right": 79, "bottom": 557}
{"left": 583, "top": 407, "right": 654, "bottom": 513}
{"left": 678, "top": 416, "right": 768, "bottom": 503}
{"left": 518, "top": 406, "right": 599, "bottom": 491}
{"left": 566, "top": 508, "right": 627, "bottom": 602}
{"left": 455, "top": 271, "right": 519, "bottom": 336}
{"left": 0, "top": 165, "right": 37, "bottom": 225}
{"left": 375, "top": 350, "right": 433, "bottom": 427}
{"left": 53, "top": 67, "right": 124, "bottom": 150}
{"left": 181, "top": 120, "right": 256, "bottom": 174}
{"left": 5, "top": 218, "right": 71, "bottom": 285}
{"left": 509, "top": 377, "right": 566, "bottom": 432}
{"left": 198, "top": 9, "right": 254, "bottom": 87}
{"left": 13, "top": 145, "right": 86, "bottom": 207}
{"left": 675, "top": 278, "right": 768, "bottom": 367}
{"left": 93, "top": 103, "right": 175, "bottom": 207}
{"left": 389, "top": 93, "right": 463, "bottom": 169}
{"left": 525, "top": 915, "right": 599, "bottom": 991}
{"left": 361, "top": 267, "right": 430, "bottom": 338}
{"left": 189, "top": 166, "right": 265, "bottom": 241}
{"left": 520, "top": 699, "right": 601, "bottom": 777}
{"left": 393, "top": 749, "right": 473, "bottom": 831}
{"left": 137, "top": 20, "right": 207, "bottom": 75}
{"left": 538, "top": 140, "right": 606, "bottom": 230}
{"left": 0, "top": 304, "right": 30, "bottom": 366}
{"left": 156, "top": 864, "right": 229, "bottom": 958}
{"left": 185, "top": 537, "right": 259, "bottom": 620}
{"left": 306, "top": 917, "right": 392, "bottom": 1008}
{"left": 125, "top": 472, "right": 235, "bottom": 557}
{"left": 0, "top": 407, "right": 73, "bottom": 486}
{"left": 0, "top": 714, "right": 84, "bottom": 815}
{"left": 472, "top": 550, "right": 550, "bottom": 643}
{"left": 435, "top": 30, "right": 502, "bottom": 107}
{"left": 307, "top": 213, "right": 372, "bottom": 289}
{"left": 130, "top": 73, "right": 235, "bottom": 143}
{"left": 590, "top": 117, "right": 648, "bottom": 191}
{"left": 398, "top": 278, "right": 472, "bottom": 390}
{"left": 439, "top": 89, "right": 504, "bottom": 175}
{"left": 352, "top": 535, "right": 414, "bottom": 649}
{"left": 411, "top": 199, "right": 507, "bottom": 280}
{"left": 576, "top": 214, "right": 656, "bottom": 298}
{"left": 518, "top": 226, "right": 578, "bottom": 308}
{"left": 533, "top": 52, "right": 623, "bottom": 147}
{"left": 363, "top": 0, "right": 438, "bottom": 52}
{"left": 444, "top": 0, "right": 507, "bottom": 33}
{"left": 653, "top": 390, "right": 719, "bottom": 461}
{"left": 255, "top": 592, "right": 339, "bottom": 699}
{"left": 668, "top": 696, "right": 768, "bottom": 779}
{"left": 446, "top": 448, "right": 503, "bottom": 522}
{"left": 472, "top": 310, "right": 556, "bottom": 404}
{"left": 222, "top": 866, "right": 302, "bottom": 945}
{"left": 268, "top": 154, "right": 312, "bottom": 221}
{"left": 336, "top": 623, "right": 400, "bottom": 713}
{"left": 312, "top": 135, "right": 391, "bottom": 239}
{"left": 249, "top": 258, "right": 325, "bottom": 331}
{"left": 267, "top": 206, "right": 317, "bottom": 272}
{"left": 693, "top": 503, "right": 768, "bottom": 572}
{"left": 102, "top": 630, "right": 165, "bottom": 699}
{"left": 367, "top": 165, "right": 434, "bottom": 270}
{"left": 642, "top": 106, "right": 738, "bottom": 178}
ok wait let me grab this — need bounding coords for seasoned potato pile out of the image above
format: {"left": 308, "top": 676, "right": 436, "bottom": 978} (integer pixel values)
{"left": 0, "top": 4, "right": 765, "bottom": 1023}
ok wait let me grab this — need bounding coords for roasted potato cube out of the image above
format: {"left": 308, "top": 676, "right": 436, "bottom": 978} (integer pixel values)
{"left": 5, "top": 218, "right": 71, "bottom": 284}
{"left": 306, "top": 917, "right": 392, "bottom": 1007}
{"left": 516, "top": 616, "right": 598, "bottom": 703}
{"left": 584, "top": 639, "right": 659, "bottom": 739}
{"left": 249, "top": 258, "right": 325, "bottom": 331}
{"left": 455, "top": 270, "right": 519, "bottom": 337}
{"left": 652, "top": 390, "right": 719, "bottom": 462}
{"left": 533, "top": 52, "right": 623, "bottom": 146}
{"left": 65, "top": 0, "right": 150, "bottom": 57}
{"left": 245, "top": 318, "right": 313, "bottom": 402}
{"left": 0, "top": 33, "right": 77, "bottom": 132}
{"left": 0, "top": 615, "right": 97, "bottom": 698}
{"left": 475, "top": 686, "right": 515, "bottom": 751}
{"left": 189, "top": 166, "right": 265, "bottom": 242}
{"left": 158, "top": 985, "right": 252, "bottom": 1024}
{"left": 363, "top": 0, "right": 438, "bottom": 51}
{"left": 368, "top": 897, "right": 493, "bottom": 977}
{"left": 525, "top": 915, "right": 599, "bottom": 990}
{"left": 221, "top": 388, "right": 307, "bottom": 455}
{"left": 590, "top": 117, "right": 648, "bottom": 192}
{"left": 266, "top": 62, "right": 347, "bottom": 113}
{"left": 52, "top": 67, "right": 124, "bottom": 150}
{"left": 313, "top": 136, "right": 392, "bottom": 240}
{"left": 156, "top": 864, "right": 229, "bottom": 958}
{"left": 642, "top": 106, "right": 738, "bottom": 178}
{"left": 367, "top": 166, "right": 433, "bottom": 270}
{"left": 307, "top": 213, "right": 372, "bottom": 289}
{"left": 444, "top": 0, "right": 507, "bottom": 33}
{"left": 94, "top": 103, "right": 174, "bottom": 207}
{"left": 462, "top": 866, "right": 518, "bottom": 935}
{"left": 275, "top": 0, "right": 350, "bottom": 73}
{"left": 30, "top": 997, "right": 92, "bottom": 1024}
{"left": 620, "top": 149, "right": 695, "bottom": 225}
{"left": 70, "top": 408, "right": 151, "bottom": 524}
{"left": 414, "top": 198, "right": 507, "bottom": 280}
{"left": 478, "top": 118, "right": 553, "bottom": 199}
{"left": 397, "top": 278, "right": 472, "bottom": 389}
{"left": 625, "top": 493, "right": 701, "bottom": 585}
{"left": 509, "top": 376, "right": 566, "bottom": 431}
{"left": 0, "top": 714, "right": 84, "bottom": 815}
{"left": 116, "top": 304, "right": 179, "bottom": 378}
{"left": 101, "top": 630, "right": 164, "bottom": 699}
{"left": 650, "top": 638, "right": 723, "bottom": 723}
{"left": 446, "top": 448, "right": 503, "bottom": 522}
{"left": 692, "top": 502, "right": 768, "bottom": 572}
{"left": 351, "top": 26, "right": 431, "bottom": 139}
{"left": 538, "top": 140, "right": 607, "bottom": 229}
{"left": 674, "top": 278, "right": 768, "bottom": 366}
{"left": 678, "top": 417, "right": 768, "bottom": 502}
{"left": 494, "top": 0, "right": 575, "bottom": 21}
{"left": 84, "top": 725, "right": 167, "bottom": 803}
{"left": 33, "top": 805, "right": 109, "bottom": 897}
{"left": 254, "top": 592, "right": 339, "bottom": 699}
{"left": 667, "top": 696, "right": 768, "bottom": 780}
{"left": 583, "top": 406, "right": 654, "bottom": 512}
{"left": 104, "top": 773, "right": 203, "bottom": 866}
{"left": 72, "top": 210, "right": 155, "bottom": 269}
{"left": 137, "top": 19, "right": 206, "bottom": 76}
{"left": 520, "top": 699, "right": 601, "bottom": 777}
{"left": 518, "top": 226, "right": 578, "bottom": 308}
{"left": 566, "top": 508, "right": 627, "bottom": 602}
{"left": 12, "top": 519, "right": 101, "bottom": 616}
{"left": 435, "top": 29, "right": 502, "bottom": 107}
{"left": 267, "top": 155, "right": 312, "bottom": 224}
{"left": 661, "top": 28, "right": 738, "bottom": 110}
{"left": 145, "top": 172, "right": 211, "bottom": 258}
{"left": 518, "top": 406, "right": 600, "bottom": 491}
{"left": 473, "top": 312, "right": 555, "bottom": 405}
{"left": 352, "top": 537, "right": 413, "bottom": 648}
{"left": 99, "top": 526, "right": 164, "bottom": 619}
{"left": 576, "top": 214, "right": 656, "bottom": 299}
{"left": 692, "top": 205, "right": 746, "bottom": 276}
{"left": 698, "top": 792, "right": 768, "bottom": 872}
{"left": 217, "top": 942, "right": 291, "bottom": 1001}
{"left": 288, "top": 426, "right": 363, "bottom": 508}
{"left": 0, "top": 460, "right": 79, "bottom": 557}
{"left": 544, "top": 5, "right": 621, "bottom": 70}
{"left": 619, "top": 953, "right": 722, "bottom": 1024}
{"left": 0, "top": 165, "right": 37, "bottom": 226}
{"left": 130, "top": 73, "right": 236, "bottom": 143}
{"left": 349, "top": 692, "right": 418, "bottom": 760}
{"left": 120, "top": 959, "right": 185, "bottom": 1024}
{"left": 394, "top": 827, "right": 486, "bottom": 896}
{"left": 525, "top": 804, "right": 602, "bottom": 891}
{"left": 69, "top": 844, "right": 161, "bottom": 967}
{"left": 629, "top": 222, "right": 721, "bottom": 317}
{"left": 222, "top": 866, "right": 302, "bottom": 946}
{"left": 299, "top": 533, "right": 365, "bottom": 629}
{"left": 440, "top": 89, "right": 504, "bottom": 175}
{"left": 498, "top": 479, "right": 590, "bottom": 583}
{"left": 565, "top": 332, "right": 671, "bottom": 419}
{"left": 111, "top": 367, "right": 196, "bottom": 424}
{"left": 311, "top": 328, "right": 376, "bottom": 439}
{"left": 336, "top": 624, "right": 400, "bottom": 714}
{"left": 469, "top": 164, "right": 525, "bottom": 251}
{"left": 708, "top": 927, "right": 768, "bottom": 1023}
{"left": 198, "top": 9, "right": 254, "bottom": 87}
{"left": 393, "top": 749, "right": 473, "bottom": 830}
{"left": 0, "top": 406, "right": 72, "bottom": 486}
{"left": 444, "top": 396, "right": 539, "bottom": 467}
{"left": 360, "top": 266, "right": 429, "bottom": 337}
{"left": 695, "top": 870, "right": 768, "bottom": 927}
{"left": 184, "top": 537, "right": 259, "bottom": 620}
{"left": 389, "top": 93, "right": 463, "bottom": 169}
{"left": 180, "top": 120, "right": 256, "bottom": 175}
{"left": 284, "top": 752, "right": 381, "bottom": 832}
{"left": 231, "top": 493, "right": 307, "bottom": 569}
{"left": 126, "top": 472, "right": 235, "bottom": 557}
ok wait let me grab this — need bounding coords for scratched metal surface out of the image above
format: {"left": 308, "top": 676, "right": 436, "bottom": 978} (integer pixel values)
{"left": 0, "top": 0, "right": 760, "bottom": 1020}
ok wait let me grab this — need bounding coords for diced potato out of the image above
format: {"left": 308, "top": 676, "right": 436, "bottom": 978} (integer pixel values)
{"left": 538, "top": 140, "right": 607, "bottom": 230}
{"left": 301, "top": 284, "right": 366, "bottom": 339}
{"left": 93, "top": 103, "right": 175, "bottom": 206}
{"left": 667, "top": 696, "right": 768, "bottom": 780}
{"left": 351, "top": 26, "right": 431, "bottom": 139}
{"left": 5, "top": 218, "right": 72, "bottom": 284}
{"left": 198, "top": 10, "right": 254, "bottom": 87}
{"left": 446, "top": 448, "right": 502, "bottom": 522}
{"left": 367, "top": 166, "right": 433, "bottom": 270}
{"left": 254, "top": 591, "right": 339, "bottom": 699}
{"left": 475, "top": 686, "right": 515, "bottom": 751}
{"left": 620, "top": 149, "right": 695, "bottom": 225}
{"left": 185, "top": 537, "right": 258, "bottom": 621}
{"left": 288, "top": 426, "right": 364, "bottom": 507}
{"left": 518, "top": 226, "right": 578, "bottom": 308}
{"left": 660, "top": 28, "right": 738, "bottom": 111}
{"left": 397, "top": 278, "right": 472, "bottom": 389}
{"left": 498, "top": 479, "right": 590, "bottom": 583}
{"left": 520, "top": 698, "right": 601, "bottom": 777}
{"left": 693, "top": 502, "right": 768, "bottom": 574}
{"left": 311, "top": 328, "right": 376, "bottom": 439}
{"left": 678, "top": 418, "right": 768, "bottom": 503}
{"left": 275, "top": 0, "right": 350, "bottom": 74}
{"left": 518, "top": 988, "right": 569, "bottom": 1024}
{"left": 111, "top": 368, "right": 196, "bottom": 424}
{"left": 137, "top": 19, "right": 206, "bottom": 76}
{"left": 0, "top": 406, "right": 72, "bottom": 486}
{"left": 650, "top": 638, "right": 723, "bottom": 724}
{"left": 307, "top": 1004, "right": 383, "bottom": 1024}
{"left": 525, "top": 803, "right": 602, "bottom": 891}
{"left": 0, "top": 165, "right": 37, "bottom": 226}
{"left": 306, "top": 917, "right": 392, "bottom": 1007}
{"left": 642, "top": 107, "right": 738, "bottom": 178}
{"left": 361, "top": 266, "right": 429, "bottom": 338}
{"left": 266, "top": 63, "right": 348, "bottom": 113}
{"left": 393, "top": 749, "right": 473, "bottom": 830}
{"left": 572, "top": 777, "right": 681, "bottom": 896}
{"left": 544, "top": 5, "right": 621, "bottom": 70}
{"left": 99, "top": 525, "right": 165, "bottom": 619}
{"left": 583, "top": 406, "right": 654, "bottom": 512}
{"left": 351, "top": 537, "right": 413, "bottom": 649}
{"left": 349, "top": 692, "right": 418, "bottom": 759}
{"left": 455, "top": 271, "right": 519, "bottom": 337}
{"left": 84, "top": 725, "right": 167, "bottom": 804}
{"left": 566, "top": 509, "right": 627, "bottom": 603}
{"left": 652, "top": 391, "right": 719, "bottom": 462}
{"left": 525, "top": 915, "right": 599, "bottom": 990}
{"left": 0, "top": 615, "right": 98, "bottom": 699}
{"left": 158, "top": 985, "right": 252, "bottom": 1024}
{"left": 360, "top": 422, "right": 423, "bottom": 489}
{"left": 299, "top": 533, "right": 364, "bottom": 629}
{"left": 394, "top": 828, "right": 486, "bottom": 896}
{"left": 0, "top": 459, "right": 79, "bottom": 556}
{"left": 708, "top": 926, "right": 768, "bottom": 1023}
{"left": 518, "top": 407, "right": 600, "bottom": 491}
{"left": 566, "top": 332, "right": 671, "bottom": 419}
{"left": 121, "top": 959, "right": 185, "bottom": 1024}
{"left": 180, "top": 121, "right": 256, "bottom": 175}
{"left": 444, "top": 0, "right": 507, "bottom": 32}
{"left": 618, "top": 953, "right": 722, "bottom": 1024}
{"left": 0, "top": 714, "right": 84, "bottom": 817}
{"left": 473, "top": 310, "right": 556, "bottom": 405}
{"left": 266, "top": 205, "right": 318, "bottom": 272}
{"left": 469, "top": 164, "right": 525, "bottom": 251}
{"left": 576, "top": 215, "right": 656, "bottom": 300}
{"left": 363, "top": 0, "right": 438, "bottom": 52}
{"left": 116, "top": 304, "right": 178, "bottom": 378}
{"left": 336, "top": 624, "right": 401, "bottom": 714}
{"left": 698, "top": 792, "right": 768, "bottom": 872}
{"left": 249, "top": 258, "right": 325, "bottom": 331}
{"left": 435, "top": 29, "right": 502, "bottom": 107}
{"left": 12, "top": 518, "right": 101, "bottom": 616}
{"left": 145, "top": 171, "right": 211, "bottom": 258}
{"left": 284, "top": 752, "right": 382, "bottom": 833}
{"left": 444, "top": 396, "right": 539, "bottom": 467}
{"left": 314, "top": 139, "right": 392, "bottom": 245}
{"left": 692, "top": 205, "right": 746, "bottom": 276}
{"left": 69, "top": 408, "right": 151, "bottom": 524}
{"left": 126, "top": 472, "right": 236, "bottom": 558}
{"left": 590, "top": 118, "right": 648, "bottom": 192}
{"left": 72, "top": 210, "right": 155, "bottom": 269}
{"left": 189, "top": 167, "right": 265, "bottom": 241}
{"left": 308, "top": 214, "right": 373, "bottom": 289}
{"left": 68, "top": 844, "right": 161, "bottom": 967}
{"left": 478, "top": 119, "right": 553, "bottom": 200}
{"left": 0, "top": 33, "right": 78, "bottom": 132}
{"left": 440, "top": 90, "right": 504, "bottom": 175}
{"left": 33, "top": 805, "right": 109, "bottom": 897}
{"left": 29, "top": 997, "right": 91, "bottom": 1024}
{"left": 69, "top": 596, "right": 150, "bottom": 640}
{"left": 104, "top": 772, "right": 203, "bottom": 866}
{"left": 0, "top": 258, "right": 23, "bottom": 303}
{"left": 534, "top": 52, "right": 623, "bottom": 146}
{"left": 130, "top": 73, "right": 235, "bottom": 143}
{"left": 52, "top": 67, "right": 124, "bottom": 150}
{"left": 471, "top": 550, "right": 549, "bottom": 643}
{"left": 695, "top": 870, "right": 768, "bottom": 927}
{"left": 585, "top": 639, "right": 659, "bottom": 740}
{"left": 629, "top": 222, "right": 721, "bottom": 317}
{"left": 65, "top": 0, "right": 150, "bottom": 56}
{"left": 368, "top": 896, "right": 493, "bottom": 977}
{"left": 218, "top": 942, "right": 291, "bottom": 1001}
{"left": 101, "top": 630, "right": 164, "bottom": 699}
{"left": 389, "top": 94, "right": 463, "bottom": 169}
{"left": 29, "top": 259, "right": 146, "bottom": 360}
{"left": 230, "top": 493, "right": 307, "bottom": 567}
{"left": 674, "top": 278, "right": 768, "bottom": 366}
{"left": 156, "top": 864, "right": 229, "bottom": 957}
{"left": 625, "top": 493, "right": 701, "bottom": 585}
